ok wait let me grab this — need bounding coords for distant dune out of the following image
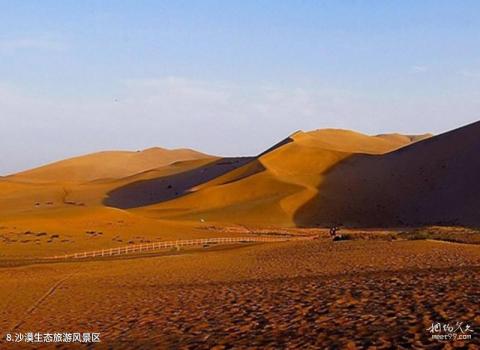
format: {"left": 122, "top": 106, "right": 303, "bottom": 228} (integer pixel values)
{"left": 120, "top": 129, "right": 431, "bottom": 226}
{"left": 291, "top": 129, "right": 431, "bottom": 154}
{"left": 6, "top": 123, "right": 479, "bottom": 231}
{"left": 7, "top": 147, "right": 212, "bottom": 183}
{"left": 295, "top": 121, "right": 480, "bottom": 227}
{"left": 104, "top": 157, "right": 256, "bottom": 208}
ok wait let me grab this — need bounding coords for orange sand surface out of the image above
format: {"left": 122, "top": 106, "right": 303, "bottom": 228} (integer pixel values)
{"left": 1, "top": 239, "right": 479, "bottom": 349}
{"left": 1, "top": 124, "right": 479, "bottom": 349}
{"left": 0, "top": 128, "right": 429, "bottom": 259}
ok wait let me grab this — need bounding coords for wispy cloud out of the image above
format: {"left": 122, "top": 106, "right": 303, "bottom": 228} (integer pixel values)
{"left": 1, "top": 76, "right": 479, "bottom": 175}
{"left": 459, "top": 69, "right": 480, "bottom": 79}
{"left": 0, "top": 77, "right": 369, "bottom": 173}
{"left": 0, "top": 37, "right": 66, "bottom": 54}
{"left": 410, "top": 65, "right": 428, "bottom": 73}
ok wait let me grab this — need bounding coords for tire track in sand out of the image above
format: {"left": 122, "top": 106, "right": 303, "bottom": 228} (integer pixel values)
{"left": 7, "top": 274, "right": 73, "bottom": 333}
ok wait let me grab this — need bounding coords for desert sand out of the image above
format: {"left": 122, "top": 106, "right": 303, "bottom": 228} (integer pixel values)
{"left": 110, "top": 128, "right": 434, "bottom": 226}
{"left": 9, "top": 147, "right": 212, "bottom": 183}
{"left": 1, "top": 128, "right": 430, "bottom": 259}
{"left": 1, "top": 123, "right": 479, "bottom": 348}
{"left": 1, "top": 237, "right": 479, "bottom": 349}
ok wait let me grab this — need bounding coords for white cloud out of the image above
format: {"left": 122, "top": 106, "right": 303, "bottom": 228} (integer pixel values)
{"left": 411, "top": 65, "right": 428, "bottom": 73}
{"left": 0, "top": 76, "right": 479, "bottom": 174}
{"left": 0, "top": 37, "right": 66, "bottom": 54}
{"left": 0, "top": 77, "right": 363, "bottom": 173}
{"left": 115, "top": 77, "right": 363, "bottom": 140}
{"left": 459, "top": 70, "right": 480, "bottom": 79}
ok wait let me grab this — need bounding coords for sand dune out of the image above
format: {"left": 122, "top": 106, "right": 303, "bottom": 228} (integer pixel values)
{"left": 3, "top": 122, "right": 476, "bottom": 255}
{"left": 122, "top": 129, "right": 429, "bottom": 225}
{"left": 0, "top": 158, "right": 219, "bottom": 218}
{"left": 7, "top": 147, "right": 212, "bottom": 183}
{"left": 295, "top": 120, "right": 480, "bottom": 227}
{"left": 291, "top": 129, "right": 431, "bottom": 154}
{"left": 0, "top": 150, "right": 219, "bottom": 257}
{"left": 104, "top": 157, "right": 255, "bottom": 209}
{"left": 0, "top": 121, "right": 475, "bottom": 350}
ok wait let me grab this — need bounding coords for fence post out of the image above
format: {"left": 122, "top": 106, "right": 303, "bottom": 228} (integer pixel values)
{"left": 44, "top": 234, "right": 309, "bottom": 260}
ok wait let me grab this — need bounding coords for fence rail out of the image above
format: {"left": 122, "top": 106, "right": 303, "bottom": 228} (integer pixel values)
{"left": 45, "top": 235, "right": 316, "bottom": 260}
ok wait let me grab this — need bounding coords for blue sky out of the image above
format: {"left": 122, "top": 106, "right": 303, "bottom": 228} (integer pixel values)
{"left": 1, "top": 1, "right": 480, "bottom": 174}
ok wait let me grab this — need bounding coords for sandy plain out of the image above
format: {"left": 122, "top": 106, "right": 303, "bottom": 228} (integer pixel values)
{"left": 1, "top": 236, "right": 479, "bottom": 349}
{"left": 1, "top": 125, "right": 479, "bottom": 349}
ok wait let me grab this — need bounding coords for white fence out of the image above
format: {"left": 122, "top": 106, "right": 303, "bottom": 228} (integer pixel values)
{"left": 45, "top": 235, "right": 315, "bottom": 260}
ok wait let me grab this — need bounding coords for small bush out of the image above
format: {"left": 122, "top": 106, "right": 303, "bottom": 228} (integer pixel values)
{"left": 333, "top": 234, "right": 353, "bottom": 241}
{"left": 397, "top": 231, "right": 429, "bottom": 240}
{"left": 397, "top": 227, "right": 480, "bottom": 244}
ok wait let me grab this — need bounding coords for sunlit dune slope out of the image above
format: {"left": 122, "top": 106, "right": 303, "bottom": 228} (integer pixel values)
{"left": 0, "top": 125, "right": 437, "bottom": 251}
{"left": 295, "top": 121, "right": 480, "bottom": 227}
{"left": 104, "top": 157, "right": 255, "bottom": 208}
{"left": 376, "top": 133, "right": 433, "bottom": 145}
{"left": 0, "top": 155, "right": 219, "bottom": 257}
{"left": 0, "top": 157, "right": 217, "bottom": 216}
{"left": 291, "top": 129, "right": 431, "bottom": 154}
{"left": 128, "top": 130, "right": 428, "bottom": 225}
{"left": 0, "top": 159, "right": 239, "bottom": 257}
{"left": 7, "top": 147, "right": 212, "bottom": 183}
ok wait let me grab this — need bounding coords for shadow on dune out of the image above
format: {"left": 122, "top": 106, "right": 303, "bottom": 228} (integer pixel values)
{"left": 104, "top": 157, "right": 258, "bottom": 209}
{"left": 104, "top": 137, "right": 294, "bottom": 210}
{"left": 294, "top": 121, "right": 480, "bottom": 227}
